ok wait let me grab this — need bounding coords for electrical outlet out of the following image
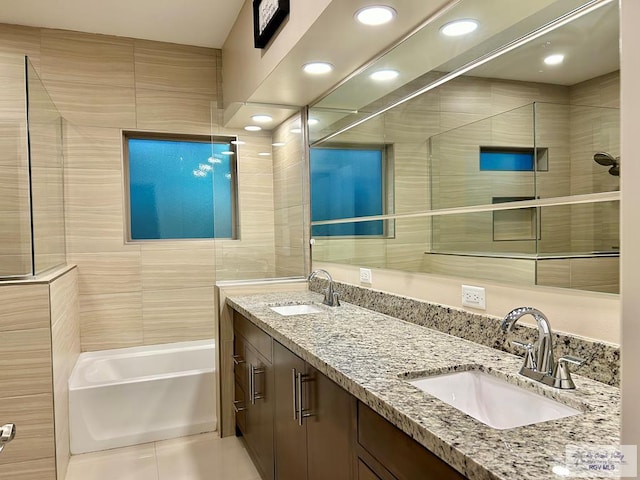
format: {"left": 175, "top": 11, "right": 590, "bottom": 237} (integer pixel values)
{"left": 462, "top": 285, "right": 486, "bottom": 310}
{"left": 359, "top": 268, "right": 373, "bottom": 284}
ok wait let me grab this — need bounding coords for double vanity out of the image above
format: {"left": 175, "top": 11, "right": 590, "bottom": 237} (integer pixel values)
{"left": 226, "top": 290, "right": 620, "bottom": 480}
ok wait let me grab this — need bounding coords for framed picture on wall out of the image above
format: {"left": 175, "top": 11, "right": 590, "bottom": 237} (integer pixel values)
{"left": 253, "top": 0, "right": 290, "bottom": 48}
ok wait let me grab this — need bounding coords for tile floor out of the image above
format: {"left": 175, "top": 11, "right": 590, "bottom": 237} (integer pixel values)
{"left": 64, "top": 432, "right": 261, "bottom": 480}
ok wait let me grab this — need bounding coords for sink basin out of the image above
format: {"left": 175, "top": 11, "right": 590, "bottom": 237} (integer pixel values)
{"left": 270, "top": 304, "right": 325, "bottom": 316}
{"left": 407, "top": 369, "right": 581, "bottom": 430}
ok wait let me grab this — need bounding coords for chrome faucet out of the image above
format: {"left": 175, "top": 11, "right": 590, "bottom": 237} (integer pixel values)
{"left": 308, "top": 269, "right": 340, "bottom": 307}
{"left": 501, "top": 307, "right": 585, "bottom": 389}
{"left": 0, "top": 423, "right": 16, "bottom": 454}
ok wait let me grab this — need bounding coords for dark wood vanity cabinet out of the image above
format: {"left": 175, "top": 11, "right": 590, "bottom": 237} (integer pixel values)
{"left": 273, "top": 340, "right": 355, "bottom": 480}
{"left": 356, "top": 403, "right": 468, "bottom": 480}
{"left": 231, "top": 308, "right": 468, "bottom": 480}
{"left": 233, "top": 311, "right": 275, "bottom": 480}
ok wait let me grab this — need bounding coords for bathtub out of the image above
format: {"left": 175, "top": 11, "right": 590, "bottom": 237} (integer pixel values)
{"left": 69, "top": 339, "right": 216, "bottom": 454}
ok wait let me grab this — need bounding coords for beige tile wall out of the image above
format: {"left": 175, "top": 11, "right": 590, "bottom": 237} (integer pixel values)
{"left": 49, "top": 268, "right": 81, "bottom": 480}
{"left": 0, "top": 279, "right": 51, "bottom": 478}
{"left": 0, "top": 267, "right": 83, "bottom": 480}
{"left": 0, "top": 23, "right": 281, "bottom": 351}
{"left": 273, "top": 114, "right": 307, "bottom": 277}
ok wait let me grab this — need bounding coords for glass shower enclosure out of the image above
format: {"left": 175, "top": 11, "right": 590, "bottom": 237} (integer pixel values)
{"left": 0, "top": 57, "right": 65, "bottom": 279}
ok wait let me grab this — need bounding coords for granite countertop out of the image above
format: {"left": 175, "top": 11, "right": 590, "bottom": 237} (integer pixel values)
{"left": 226, "top": 291, "right": 621, "bottom": 480}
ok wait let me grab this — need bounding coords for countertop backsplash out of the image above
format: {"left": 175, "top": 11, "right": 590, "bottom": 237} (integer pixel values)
{"left": 309, "top": 278, "right": 620, "bottom": 387}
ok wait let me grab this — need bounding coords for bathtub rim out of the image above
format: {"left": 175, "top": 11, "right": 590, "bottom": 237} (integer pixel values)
{"left": 69, "top": 339, "right": 216, "bottom": 390}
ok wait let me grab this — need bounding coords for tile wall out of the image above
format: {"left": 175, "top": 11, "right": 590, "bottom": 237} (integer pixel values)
{"left": 0, "top": 23, "right": 287, "bottom": 352}
{"left": 0, "top": 266, "right": 80, "bottom": 480}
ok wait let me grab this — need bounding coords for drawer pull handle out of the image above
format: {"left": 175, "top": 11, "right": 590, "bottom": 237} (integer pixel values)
{"left": 233, "top": 400, "right": 246, "bottom": 413}
{"left": 292, "top": 368, "right": 298, "bottom": 421}
{"left": 233, "top": 355, "right": 245, "bottom": 365}
{"left": 250, "top": 364, "right": 265, "bottom": 405}
{"left": 296, "top": 372, "right": 313, "bottom": 426}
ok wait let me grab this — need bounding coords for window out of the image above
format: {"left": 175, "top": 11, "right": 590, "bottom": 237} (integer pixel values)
{"left": 479, "top": 146, "right": 548, "bottom": 171}
{"left": 310, "top": 146, "right": 390, "bottom": 237}
{"left": 124, "top": 132, "right": 237, "bottom": 241}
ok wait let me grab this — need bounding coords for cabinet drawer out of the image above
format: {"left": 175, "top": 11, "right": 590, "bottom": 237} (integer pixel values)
{"left": 358, "top": 402, "right": 467, "bottom": 480}
{"left": 234, "top": 310, "right": 272, "bottom": 362}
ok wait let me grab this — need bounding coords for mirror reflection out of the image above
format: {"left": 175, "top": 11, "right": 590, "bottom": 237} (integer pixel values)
{"left": 308, "top": 0, "right": 619, "bottom": 294}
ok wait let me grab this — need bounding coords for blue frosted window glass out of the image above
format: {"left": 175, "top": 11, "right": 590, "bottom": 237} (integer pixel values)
{"left": 480, "top": 149, "right": 534, "bottom": 171}
{"left": 310, "top": 147, "right": 384, "bottom": 236}
{"left": 128, "top": 137, "right": 234, "bottom": 240}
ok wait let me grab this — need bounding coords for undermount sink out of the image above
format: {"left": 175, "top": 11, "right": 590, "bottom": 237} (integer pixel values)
{"left": 270, "top": 304, "right": 325, "bottom": 316}
{"left": 407, "top": 369, "right": 581, "bottom": 430}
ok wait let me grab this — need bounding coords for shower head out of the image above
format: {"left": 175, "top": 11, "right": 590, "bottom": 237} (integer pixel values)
{"left": 594, "top": 152, "right": 617, "bottom": 166}
{"left": 593, "top": 152, "right": 620, "bottom": 176}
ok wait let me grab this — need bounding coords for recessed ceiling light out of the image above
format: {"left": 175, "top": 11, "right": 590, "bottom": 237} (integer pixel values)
{"left": 258, "top": 152, "right": 271, "bottom": 156}
{"left": 290, "top": 127, "right": 302, "bottom": 134}
{"left": 440, "top": 19, "right": 479, "bottom": 37}
{"left": 355, "top": 6, "right": 396, "bottom": 26}
{"left": 272, "top": 142, "right": 286, "bottom": 147}
{"left": 544, "top": 53, "right": 565, "bottom": 65}
{"left": 244, "top": 125, "right": 262, "bottom": 131}
{"left": 302, "top": 62, "right": 333, "bottom": 74}
{"left": 370, "top": 69, "right": 399, "bottom": 81}
{"left": 231, "top": 140, "right": 245, "bottom": 145}
{"left": 251, "top": 114, "right": 273, "bottom": 123}
{"left": 308, "top": 118, "right": 319, "bottom": 126}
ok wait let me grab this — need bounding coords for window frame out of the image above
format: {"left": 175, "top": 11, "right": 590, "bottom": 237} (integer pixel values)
{"left": 309, "top": 142, "right": 394, "bottom": 239}
{"left": 122, "top": 130, "right": 239, "bottom": 242}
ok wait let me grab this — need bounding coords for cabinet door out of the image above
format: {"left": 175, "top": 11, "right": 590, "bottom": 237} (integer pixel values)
{"left": 273, "top": 341, "right": 308, "bottom": 480}
{"left": 358, "top": 403, "right": 467, "bottom": 480}
{"left": 244, "top": 344, "right": 275, "bottom": 480}
{"left": 358, "top": 459, "right": 388, "bottom": 480}
{"left": 306, "top": 364, "right": 355, "bottom": 480}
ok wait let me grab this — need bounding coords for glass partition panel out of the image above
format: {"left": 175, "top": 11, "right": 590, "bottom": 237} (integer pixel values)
{"left": 213, "top": 109, "right": 307, "bottom": 281}
{"left": 26, "top": 59, "right": 66, "bottom": 275}
{"left": 0, "top": 56, "right": 31, "bottom": 278}
{"left": 536, "top": 200, "right": 619, "bottom": 293}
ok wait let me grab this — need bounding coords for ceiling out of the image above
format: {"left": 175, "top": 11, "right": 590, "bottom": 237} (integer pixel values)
{"left": 0, "top": 0, "right": 619, "bottom": 132}
{"left": 0, "top": 0, "right": 244, "bottom": 48}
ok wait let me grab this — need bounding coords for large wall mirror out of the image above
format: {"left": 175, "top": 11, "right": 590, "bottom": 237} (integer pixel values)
{"left": 308, "top": 0, "right": 619, "bottom": 294}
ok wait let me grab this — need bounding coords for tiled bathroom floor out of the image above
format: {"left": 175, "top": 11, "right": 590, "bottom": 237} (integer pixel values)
{"left": 64, "top": 432, "right": 261, "bottom": 480}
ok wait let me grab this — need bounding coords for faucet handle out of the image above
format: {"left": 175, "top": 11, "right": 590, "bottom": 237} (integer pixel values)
{"left": 551, "top": 356, "right": 586, "bottom": 389}
{"left": 331, "top": 290, "right": 340, "bottom": 307}
{"left": 558, "top": 355, "right": 585, "bottom": 367}
{"left": 512, "top": 340, "right": 537, "bottom": 370}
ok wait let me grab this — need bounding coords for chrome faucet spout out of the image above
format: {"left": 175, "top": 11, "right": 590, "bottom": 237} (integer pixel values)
{"left": 308, "top": 269, "right": 340, "bottom": 307}
{"left": 501, "top": 307, "right": 584, "bottom": 389}
{"left": 501, "top": 307, "right": 555, "bottom": 376}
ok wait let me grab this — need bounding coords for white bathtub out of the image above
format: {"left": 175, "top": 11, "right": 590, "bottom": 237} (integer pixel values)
{"left": 69, "top": 339, "right": 216, "bottom": 454}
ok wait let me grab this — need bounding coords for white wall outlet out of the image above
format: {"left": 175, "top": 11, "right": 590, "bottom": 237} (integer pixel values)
{"left": 359, "top": 268, "right": 373, "bottom": 284}
{"left": 462, "top": 285, "right": 486, "bottom": 310}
